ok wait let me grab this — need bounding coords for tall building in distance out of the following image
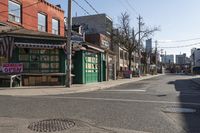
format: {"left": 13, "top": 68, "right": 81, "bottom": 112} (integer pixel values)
{"left": 146, "top": 39, "right": 152, "bottom": 54}
{"left": 176, "top": 53, "right": 187, "bottom": 65}
{"left": 191, "top": 48, "right": 200, "bottom": 67}
{"left": 191, "top": 48, "right": 200, "bottom": 74}
{"left": 161, "top": 55, "right": 174, "bottom": 64}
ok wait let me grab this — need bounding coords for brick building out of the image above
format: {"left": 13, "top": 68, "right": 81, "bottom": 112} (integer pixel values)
{"left": 0, "top": 0, "right": 64, "bottom": 36}
{"left": 0, "top": 0, "right": 67, "bottom": 87}
{"left": 85, "top": 33, "right": 116, "bottom": 80}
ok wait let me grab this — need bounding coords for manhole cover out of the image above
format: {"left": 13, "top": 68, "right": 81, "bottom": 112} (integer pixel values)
{"left": 28, "top": 119, "right": 75, "bottom": 132}
{"left": 163, "top": 107, "right": 196, "bottom": 113}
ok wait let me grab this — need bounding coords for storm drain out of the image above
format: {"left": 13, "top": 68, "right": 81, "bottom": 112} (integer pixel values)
{"left": 163, "top": 107, "right": 196, "bottom": 113}
{"left": 28, "top": 119, "right": 75, "bottom": 132}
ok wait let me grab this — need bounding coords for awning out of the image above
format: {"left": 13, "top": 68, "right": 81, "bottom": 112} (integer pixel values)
{"left": 0, "top": 36, "right": 14, "bottom": 57}
{"left": 72, "top": 42, "right": 86, "bottom": 51}
{"left": 86, "top": 45, "right": 104, "bottom": 53}
{"left": 15, "top": 42, "right": 65, "bottom": 49}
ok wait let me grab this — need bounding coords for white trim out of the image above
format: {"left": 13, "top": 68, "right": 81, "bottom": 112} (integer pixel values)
{"left": 87, "top": 45, "right": 104, "bottom": 53}
{"left": 15, "top": 42, "right": 64, "bottom": 49}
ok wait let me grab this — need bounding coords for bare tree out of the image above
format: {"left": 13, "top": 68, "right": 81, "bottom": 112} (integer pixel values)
{"left": 113, "top": 12, "right": 159, "bottom": 70}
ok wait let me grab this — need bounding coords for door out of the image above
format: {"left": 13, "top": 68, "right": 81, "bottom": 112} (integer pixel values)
{"left": 85, "top": 52, "right": 99, "bottom": 83}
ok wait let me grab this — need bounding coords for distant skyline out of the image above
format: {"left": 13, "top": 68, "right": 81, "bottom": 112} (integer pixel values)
{"left": 48, "top": 0, "right": 200, "bottom": 57}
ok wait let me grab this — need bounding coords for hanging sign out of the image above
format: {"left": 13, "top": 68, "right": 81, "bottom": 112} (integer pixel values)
{"left": 2, "top": 63, "right": 23, "bottom": 73}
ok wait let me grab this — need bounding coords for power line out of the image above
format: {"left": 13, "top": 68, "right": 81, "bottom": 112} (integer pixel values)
{"left": 158, "top": 42, "right": 200, "bottom": 49}
{"left": 117, "top": 0, "right": 132, "bottom": 14}
{"left": 158, "top": 37, "right": 200, "bottom": 43}
{"left": 125, "top": 0, "right": 139, "bottom": 15}
{"left": 83, "top": 0, "right": 99, "bottom": 14}
{"left": 72, "top": 0, "right": 90, "bottom": 15}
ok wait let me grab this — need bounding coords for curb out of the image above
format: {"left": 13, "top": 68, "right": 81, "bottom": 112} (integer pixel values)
{"left": 71, "top": 74, "right": 164, "bottom": 93}
{"left": 0, "top": 74, "right": 164, "bottom": 96}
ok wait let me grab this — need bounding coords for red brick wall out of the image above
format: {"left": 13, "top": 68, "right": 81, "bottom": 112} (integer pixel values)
{"left": 85, "top": 33, "right": 111, "bottom": 47}
{"left": 0, "top": 0, "right": 8, "bottom": 22}
{"left": 85, "top": 34, "right": 101, "bottom": 46}
{"left": 0, "top": 0, "right": 65, "bottom": 36}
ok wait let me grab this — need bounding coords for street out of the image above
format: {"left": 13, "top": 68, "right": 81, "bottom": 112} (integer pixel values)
{"left": 1, "top": 74, "right": 200, "bottom": 133}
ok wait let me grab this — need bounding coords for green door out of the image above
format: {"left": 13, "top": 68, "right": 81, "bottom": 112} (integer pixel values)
{"left": 85, "top": 52, "right": 99, "bottom": 83}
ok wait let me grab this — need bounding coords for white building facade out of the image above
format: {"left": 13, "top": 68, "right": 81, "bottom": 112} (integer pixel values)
{"left": 191, "top": 48, "right": 200, "bottom": 74}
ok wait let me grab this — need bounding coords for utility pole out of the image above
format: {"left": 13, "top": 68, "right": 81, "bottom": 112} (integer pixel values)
{"left": 165, "top": 51, "right": 167, "bottom": 67}
{"left": 66, "top": 0, "right": 72, "bottom": 87}
{"left": 138, "top": 15, "right": 142, "bottom": 75}
{"left": 155, "top": 40, "right": 158, "bottom": 74}
{"left": 132, "top": 28, "right": 136, "bottom": 70}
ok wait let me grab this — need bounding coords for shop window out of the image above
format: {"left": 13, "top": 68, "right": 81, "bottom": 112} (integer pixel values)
{"left": 23, "top": 62, "right": 29, "bottom": 69}
{"left": 19, "top": 49, "right": 29, "bottom": 54}
{"left": 31, "top": 55, "right": 40, "bottom": 61}
{"left": 30, "top": 49, "right": 39, "bottom": 54}
{"left": 40, "top": 55, "right": 50, "bottom": 62}
{"left": 120, "top": 50, "right": 123, "bottom": 59}
{"left": 19, "top": 55, "right": 29, "bottom": 61}
{"left": 51, "top": 63, "right": 59, "bottom": 69}
{"left": 8, "top": 0, "right": 21, "bottom": 23}
{"left": 40, "top": 50, "right": 49, "bottom": 54}
{"left": 41, "top": 63, "right": 49, "bottom": 69}
{"left": 18, "top": 49, "right": 60, "bottom": 73}
{"left": 30, "top": 62, "right": 40, "bottom": 70}
{"left": 38, "top": 13, "right": 47, "bottom": 32}
{"left": 125, "top": 52, "right": 128, "bottom": 60}
{"left": 50, "top": 49, "right": 59, "bottom": 54}
{"left": 51, "top": 56, "right": 59, "bottom": 61}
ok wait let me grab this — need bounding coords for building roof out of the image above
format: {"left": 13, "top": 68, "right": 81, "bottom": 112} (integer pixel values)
{"left": 82, "top": 42, "right": 105, "bottom": 53}
{"left": 40, "top": 0, "right": 64, "bottom": 13}
{"left": 0, "top": 24, "right": 67, "bottom": 41}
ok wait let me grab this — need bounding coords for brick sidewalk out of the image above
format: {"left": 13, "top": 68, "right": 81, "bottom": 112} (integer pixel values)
{"left": 0, "top": 74, "right": 163, "bottom": 96}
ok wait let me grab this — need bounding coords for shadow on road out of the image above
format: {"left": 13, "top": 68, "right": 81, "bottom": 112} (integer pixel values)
{"left": 168, "top": 78, "right": 200, "bottom": 133}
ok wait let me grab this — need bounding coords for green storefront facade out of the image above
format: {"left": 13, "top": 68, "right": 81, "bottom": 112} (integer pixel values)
{"left": 72, "top": 45, "right": 106, "bottom": 84}
{"left": 0, "top": 27, "right": 67, "bottom": 87}
{"left": 11, "top": 48, "right": 66, "bottom": 86}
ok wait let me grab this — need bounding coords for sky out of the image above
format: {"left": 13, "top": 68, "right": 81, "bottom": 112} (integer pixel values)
{"left": 48, "top": 0, "right": 200, "bottom": 57}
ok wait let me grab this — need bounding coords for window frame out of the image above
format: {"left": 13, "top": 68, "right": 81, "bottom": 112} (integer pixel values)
{"left": 38, "top": 12, "right": 47, "bottom": 32}
{"left": 52, "top": 18, "right": 60, "bottom": 35}
{"left": 18, "top": 49, "right": 60, "bottom": 73}
{"left": 8, "top": 0, "right": 22, "bottom": 24}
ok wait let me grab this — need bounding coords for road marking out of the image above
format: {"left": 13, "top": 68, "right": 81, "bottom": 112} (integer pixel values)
{"left": 102, "top": 89, "right": 146, "bottom": 92}
{"left": 40, "top": 96, "right": 200, "bottom": 106}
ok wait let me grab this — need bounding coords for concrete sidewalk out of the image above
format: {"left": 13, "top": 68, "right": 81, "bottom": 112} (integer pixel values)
{"left": 0, "top": 74, "right": 163, "bottom": 96}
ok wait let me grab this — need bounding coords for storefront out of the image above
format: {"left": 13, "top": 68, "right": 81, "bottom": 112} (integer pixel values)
{"left": 72, "top": 43, "right": 105, "bottom": 84}
{"left": 0, "top": 27, "right": 67, "bottom": 87}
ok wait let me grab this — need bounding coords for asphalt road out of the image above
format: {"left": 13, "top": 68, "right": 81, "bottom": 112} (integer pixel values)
{"left": 0, "top": 74, "right": 200, "bottom": 133}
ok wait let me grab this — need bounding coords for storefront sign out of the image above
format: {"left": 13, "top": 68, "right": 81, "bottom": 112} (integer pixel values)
{"left": 2, "top": 63, "right": 23, "bottom": 73}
